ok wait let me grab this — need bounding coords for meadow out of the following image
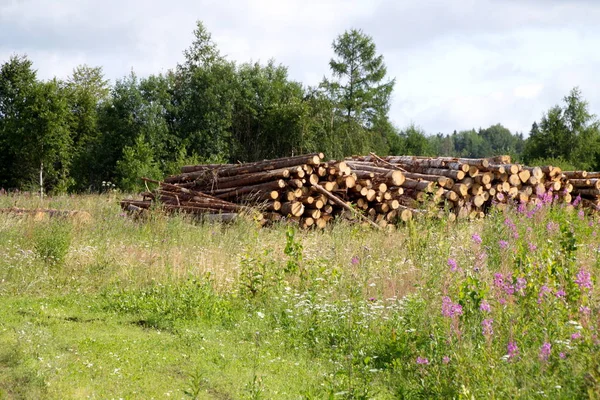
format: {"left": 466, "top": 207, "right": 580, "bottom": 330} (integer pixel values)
{"left": 0, "top": 193, "right": 599, "bottom": 399}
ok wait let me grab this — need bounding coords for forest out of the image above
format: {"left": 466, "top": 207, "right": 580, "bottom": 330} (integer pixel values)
{"left": 1, "top": 21, "right": 599, "bottom": 193}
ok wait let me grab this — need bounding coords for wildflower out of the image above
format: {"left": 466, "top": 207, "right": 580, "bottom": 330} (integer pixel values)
{"left": 578, "top": 210, "right": 585, "bottom": 220}
{"left": 507, "top": 341, "right": 519, "bottom": 360}
{"left": 538, "top": 285, "right": 550, "bottom": 304}
{"left": 442, "top": 296, "right": 463, "bottom": 318}
{"left": 575, "top": 268, "right": 593, "bottom": 290}
{"left": 447, "top": 258, "right": 458, "bottom": 272}
{"left": 517, "top": 202, "right": 527, "bottom": 214}
{"left": 416, "top": 356, "right": 429, "bottom": 365}
{"left": 504, "top": 218, "right": 516, "bottom": 230}
{"left": 480, "top": 300, "right": 491, "bottom": 313}
{"left": 499, "top": 298, "right": 507, "bottom": 305}
{"left": 472, "top": 234, "right": 482, "bottom": 244}
{"left": 555, "top": 289, "right": 566, "bottom": 299}
{"left": 256, "top": 311, "right": 265, "bottom": 319}
{"left": 499, "top": 240, "right": 509, "bottom": 249}
{"left": 368, "top": 297, "right": 376, "bottom": 302}
{"left": 493, "top": 273, "right": 504, "bottom": 288}
{"left": 579, "top": 306, "right": 591, "bottom": 315}
{"left": 442, "top": 356, "right": 450, "bottom": 364}
{"left": 559, "top": 352, "right": 566, "bottom": 359}
{"left": 573, "top": 195, "right": 582, "bottom": 207}
{"left": 571, "top": 332, "right": 582, "bottom": 340}
{"left": 546, "top": 222, "right": 558, "bottom": 232}
{"left": 482, "top": 319, "right": 494, "bottom": 337}
{"left": 539, "top": 342, "right": 551, "bottom": 361}
{"left": 515, "top": 277, "right": 527, "bottom": 293}
{"left": 351, "top": 256, "right": 360, "bottom": 265}
{"left": 528, "top": 242, "right": 537, "bottom": 252}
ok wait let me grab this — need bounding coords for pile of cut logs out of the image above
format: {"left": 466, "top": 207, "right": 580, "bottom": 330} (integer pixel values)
{"left": 120, "top": 153, "right": 600, "bottom": 228}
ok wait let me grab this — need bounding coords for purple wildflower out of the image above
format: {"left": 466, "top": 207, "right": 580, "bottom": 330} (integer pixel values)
{"left": 351, "top": 256, "right": 360, "bottom": 265}
{"left": 528, "top": 242, "right": 537, "bottom": 252}
{"left": 482, "top": 318, "right": 494, "bottom": 337}
{"left": 499, "top": 298, "right": 507, "bottom": 305}
{"left": 416, "top": 356, "right": 429, "bottom": 365}
{"left": 494, "top": 273, "right": 504, "bottom": 288}
{"left": 480, "top": 300, "right": 491, "bottom": 313}
{"left": 580, "top": 306, "right": 591, "bottom": 315}
{"left": 499, "top": 240, "right": 509, "bottom": 249}
{"left": 472, "top": 234, "right": 482, "bottom": 244}
{"left": 559, "top": 352, "right": 566, "bottom": 359}
{"left": 515, "top": 277, "right": 527, "bottom": 295}
{"left": 571, "top": 332, "right": 582, "bottom": 340}
{"left": 555, "top": 289, "right": 566, "bottom": 299}
{"left": 442, "top": 356, "right": 450, "bottom": 364}
{"left": 573, "top": 195, "right": 582, "bottom": 207}
{"left": 442, "top": 296, "right": 463, "bottom": 318}
{"left": 504, "top": 218, "right": 516, "bottom": 230}
{"left": 547, "top": 221, "right": 559, "bottom": 232}
{"left": 578, "top": 210, "right": 585, "bottom": 220}
{"left": 539, "top": 342, "right": 551, "bottom": 361}
{"left": 507, "top": 341, "right": 519, "bottom": 360}
{"left": 368, "top": 297, "right": 376, "bottom": 302}
{"left": 538, "top": 285, "right": 551, "bottom": 304}
{"left": 575, "top": 268, "right": 593, "bottom": 290}
{"left": 447, "top": 258, "right": 458, "bottom": 272}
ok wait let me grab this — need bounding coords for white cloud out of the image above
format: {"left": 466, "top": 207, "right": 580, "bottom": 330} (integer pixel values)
{"left": 1, "top": 0, "right": 599, "bottom": 136}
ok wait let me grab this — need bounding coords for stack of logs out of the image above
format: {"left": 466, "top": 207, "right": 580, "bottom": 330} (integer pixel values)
{"left": 120, "top": 153, "right": 600, "bottom": 228}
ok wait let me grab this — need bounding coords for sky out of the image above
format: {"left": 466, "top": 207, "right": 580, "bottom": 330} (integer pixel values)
{"left": 1, "top": 0, "right": 599, "bottom": 135}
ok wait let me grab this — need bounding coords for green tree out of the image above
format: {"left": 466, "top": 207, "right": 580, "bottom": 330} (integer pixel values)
{"left": 115, "top": 135, "right": 162, "bottom": 192}
{"left": 0, "top": 55, "right": 37, "bottom": 188}
{"left": 0, "top": 56, "right": 72, "bottom": 192}
{"left": 322, "top": 29, "right": 394, "bottom": 127}
{"left": 172, "top": 21, "right": 236, "bottom": 162}
{"left": 65, "top": 65, "right": 110, "bottom": 190}
{"left": 321, "top": 28, "right": 395, "bottom": 156}
{"left": 230, "top": 61, "right": 307, "bottom": 161}
{"left": 524, "top": 87, "right": 600, "bottom": 170}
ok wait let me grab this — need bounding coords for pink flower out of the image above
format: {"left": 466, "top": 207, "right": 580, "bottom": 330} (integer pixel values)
{"left": 442, "top": 356, "right": 450, "bottom": 364}
{"left": 580, "top": 306, "right": 591, "bottom": 315}
{"left": 555, "top": 289, "right": 566, "bottom": 299}
{"left": 571, "top": 332, "right": 582, "bottom": 340}
{"left": 351, "top": 256, "right": 360, "bottom": 265}
{"left": 482, "top": 318, "right": 494, "bottom": 337}
{"left": 416, "top": 356, "right": 429, "bottom": 365}
{"left": 507, "top": 341, "right": 519, "bottom": 360}
{"left": 559, "top": 352, "right": 566, "bottom": 359}
{"left": 528, "top": 242, "right": 537, "bottom": 252}
{"left": 499, "top": 240, "right": 509, "bottom": 249}
{"left": 480, "top": 300, "right": 491, "bottom": 313}
{"left": 472, "top": 234, "right": 482, "bottom": 244}
{"left": 575, "top": 268, "right": 593, "bottom": 290}
{"left": 442, "top": 296, "right": 463, "bottom": 318}
{"left": 447, "top": 258, "right": 458, "bottom": 272}
{"left": 538, "top": 285, "right": 550, "bottom": 304}
{"left": 539, "top": 342, "right": 551, "bottom": 361}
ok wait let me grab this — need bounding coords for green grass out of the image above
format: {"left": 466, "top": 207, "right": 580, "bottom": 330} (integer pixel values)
{"left": 0, "top": 193, "right": 599, "bottom": 398}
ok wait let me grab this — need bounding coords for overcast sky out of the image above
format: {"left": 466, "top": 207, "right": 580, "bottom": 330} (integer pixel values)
{"left": 1, "top": 0, "right": 599, "bottom": 135}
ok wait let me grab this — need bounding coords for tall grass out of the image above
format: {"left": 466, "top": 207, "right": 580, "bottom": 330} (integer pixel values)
{"left": 0, "top": 193, "right": 599, "bottom": 398}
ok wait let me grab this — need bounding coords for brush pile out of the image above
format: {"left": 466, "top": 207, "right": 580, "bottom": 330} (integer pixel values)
{"left": 120, "top": 153, "right": 600, "bottom": 228}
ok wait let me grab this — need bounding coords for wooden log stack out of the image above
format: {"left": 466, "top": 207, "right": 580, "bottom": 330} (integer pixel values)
{"left": 120, "top": 153, "right": 600, "bottom": 228}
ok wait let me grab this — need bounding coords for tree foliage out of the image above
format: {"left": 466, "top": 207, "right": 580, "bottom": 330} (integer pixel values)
{"left": 0, "top": 22, "right": 597, "bottom": 193}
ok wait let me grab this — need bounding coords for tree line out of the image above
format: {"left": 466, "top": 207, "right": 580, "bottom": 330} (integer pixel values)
{"left": 1, "top": 21, "right": 599, "bottom": 193}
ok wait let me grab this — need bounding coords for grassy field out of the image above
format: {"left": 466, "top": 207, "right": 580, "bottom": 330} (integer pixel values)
{"left": 0, "top": 193, "right": 599, "bottom": 399}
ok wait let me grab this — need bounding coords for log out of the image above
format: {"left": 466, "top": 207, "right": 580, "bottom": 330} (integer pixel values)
{"left": 181, "top": 153, "right": 323, "bottom": 174}
{"left": 312, "top": 183, "right": 381, "bottom": 229}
